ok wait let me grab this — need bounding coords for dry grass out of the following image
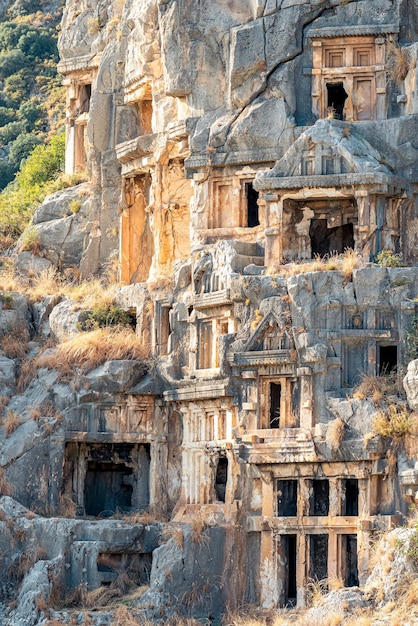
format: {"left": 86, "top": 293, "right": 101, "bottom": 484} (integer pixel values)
{"left": 267, "top": 250, "right": 364, "bottom": 282}
{"left": 373, "top": 402, "right": 413, "bottom": 441}
{"left": 2, "top": 409, "right": 21, "bottom": 436}
{"left": 0, "top": 322, "right": 29, "bottom": 359}
{"left": 387, "top": 40, "right": 410, "bottom": 83}
{"left": 112, "top": 605, "right": 143, "bottom": 626}
{"left": 57, "top": 495, "right": 77, "bottom": 518}
{"left": 0, "top": 260, "right": 120, "bottom": 306}
{"left": 352, "top": 371, "right": 402, "bottom": 406}
{"left": 35, "top": 327, "right": 147, "bottom": 374}
{"left": 0, "top": 467, "right": 12, "bottom": 495}
{"left": 190, "top": 511, "right": 209, "bottom": 544}
{"left": 326, "top": 417, "right": 346, "bottom": 451}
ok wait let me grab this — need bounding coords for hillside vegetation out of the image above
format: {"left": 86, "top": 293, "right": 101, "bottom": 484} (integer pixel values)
{"left": 0, "top": 0, "right": 65, "bottom": 201}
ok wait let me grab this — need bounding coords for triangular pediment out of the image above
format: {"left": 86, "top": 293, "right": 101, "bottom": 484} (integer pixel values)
{"left": 243, "top": 312, "right": 294, "bottom": 352}
{"left": 257, "top": 118, "right": 391, "bottom": 181}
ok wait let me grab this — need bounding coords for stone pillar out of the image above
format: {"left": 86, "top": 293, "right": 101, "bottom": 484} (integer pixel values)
{"left": 328, "top": 531, "right": 338, "bottom": 580}
{"left": 264, "top": 193, "right": 282, "bottom": 267}
{"left": 260, "top": 529, "right": 276, "bottom": 607}
{"left": 329, "top": 477, "right": 340, "bottom": 517}
{"left": 296, "top": 533, "right": 307, "bottom": 606}
{"left": 297, "top": 367, "right": 314, "bottom": 429}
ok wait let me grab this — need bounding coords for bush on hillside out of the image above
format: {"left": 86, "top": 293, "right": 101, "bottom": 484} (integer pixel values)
{"left": 0, "top": 131, "right": 65, "bottom": 237}
{"left": 8, "top": 133, "right": 42, "bottom": 169}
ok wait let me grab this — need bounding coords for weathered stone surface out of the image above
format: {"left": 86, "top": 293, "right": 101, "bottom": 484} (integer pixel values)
{"left": 86, "top": 360, "right": 148, "bottom": 393}
{"left": 48, "top": 299, "right": 87, "bottom": 341}
{"left": 404, "top": 360, "right": 418, "bottom": 411}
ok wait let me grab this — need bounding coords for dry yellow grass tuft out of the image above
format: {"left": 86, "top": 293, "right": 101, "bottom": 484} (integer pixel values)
{"left": 326, "top": 417, "right": 346, "bottom": 452}
{"left": 386, "top": 40, "right": 410, "bottom": 83}
{"left": 0, "top": 467, "right": 12, "bottom": 496}
{"left": 0, "top": 323, "right": 29, "bottom": 359}
{"left": 267, "top": 249, "right": 364, "bottom": 281}
{"left": 3, "top": 409, "right": 21, "bottom": 436}
{"left": 373, "top": 403, "right": 413, "bottom": 441}
{"left": 36, "top": 327, "right": 147, "bottom": 374}
{"left": 353, "top": 371, "right": 402, "bottom": 406}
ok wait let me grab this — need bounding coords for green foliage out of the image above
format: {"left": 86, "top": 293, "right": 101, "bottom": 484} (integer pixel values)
{"left": 8, "top": 133, "right": 42, "bottom": 169}
{"left": 17, "top": 132, "right": 65, "bottom": 188}
{"left": 18, "top": 101, "right": 42, "bottom": 127}
{"left": 80, "top": 304, "right": 135, "bottom": 331}
{"left": 0, "top": 131, "right": 65, "bottom": 237}
{"left": 0, "top": 121, "right": 26, "bottom": 145}
{"left": 3, "top": 68, "right": 33, "bottom": 102}
{"left": 0, "top": 106, "right": 15, "bottom": 126}
{"left": 69, "top": 199, "right": 82, "bottom": 214}
{"left": 376, "top": 249, "right": 404, "bottom": 268}
{"left": 0, "top": 48, "right": 26, "bottom": 77}
{"left": 18, "top": 225, "right": 40, "bottom": 254}
{"left": 0, "top": 11, "right": 64, "bottom": 191}
{"left": 0, "top": 162, "right": 14, "bottom": 188}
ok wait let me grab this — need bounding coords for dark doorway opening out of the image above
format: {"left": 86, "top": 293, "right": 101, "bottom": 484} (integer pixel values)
{"left": 284, "top": 535, "right": 297, "bottom": 606}
{"left": 309, "top": 534, "right": 329, "bottom": 582}
{"left": 245, "top": 182, "right": 260, "bottom": 227}
{"left": 84, "top": 462, "right": 133, "bottom": 516}
{"left": 342, "top": 479, "right": 359, "bottom": 516}
{"left": 379, "top": 345, "right": 398, "bottom": 374}
{"left": 327, "top": 82, "right": 348, "bottom": 120}
{"left": 277, "top": 480, "right": 298, "bottom": 516}
{"left": 310, "top": 480, "right": 330, "bottom": 516}
{"left": 310, "top": 219, "right": 354, "bottom": 257}
{"left": 214, "top": 457, "right": 228, "bottom": 502}
{"left": 269, "top": 382, "right": 281, "bottom": 428}
{"left": 97, "top": 552, "right": 152, "bottom": 587}
{"left": 342, "top": 534, "right": 359, "bottom": 587}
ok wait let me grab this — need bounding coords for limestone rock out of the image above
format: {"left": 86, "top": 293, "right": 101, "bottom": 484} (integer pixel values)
{"left": 404, "top": 360, "right": 418, "bottom": 411}
{"left": 48, "top": 299, "right": 87, "bottom": 341}
{"left": 86, "top": 360, "right": 148, "bottom": 393}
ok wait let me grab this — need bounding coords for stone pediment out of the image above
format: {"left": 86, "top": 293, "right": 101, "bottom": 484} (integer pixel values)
{"left": 254, "top": 119, "right": 407, "bottom": 192}
{"left": 243, "top": 312, "right": 293, "bottom": 353}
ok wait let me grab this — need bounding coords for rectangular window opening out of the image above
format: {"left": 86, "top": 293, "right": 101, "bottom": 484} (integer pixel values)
{"left": 342, "top": 534, "right": 359, "bottom": 587}
{"left": 245, "top": 182, "right": 260, "bottom": 227}
{"left": 379, "top": 345, "right": 398, "bottom": 375}
{"left": 277, "top": 480, "right": 298, "bottom": 516}
{"left": 342, "top": 479, "right": 359, "bottom": 516}
{"left": 309, "top": 534, "right": 329, "bottom": 583}
{"left": 214, "top": 456, "right": 228, "bottom": 502}
{"left": 281, "top": 535, "right": 297, "bottom": 607}
{"left": 309, "top": 479, "right": 329, "bottom": 516}
{"left": 269, "top": 382, "right": 281, "bottom": 428}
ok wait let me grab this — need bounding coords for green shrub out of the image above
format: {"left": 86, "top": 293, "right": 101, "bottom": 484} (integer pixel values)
{"left": 18, "top": 225, "right": 40, "bottom": 254}
{"left": 80, "top": 304, "right": 134, "bottom": 331}
{"left": 8, "top": 132, "right": 42, "bottom": 169}
{"left": 376, "top": 249, "right": 404, "bottom": 268}
{"left": 0, "top": 162, "right": 14, "bottom": 190}
{"left": 0, "top": 131, "right": 65, "bottom": 237}
{"left": 0, "top": 120, "right": 26, "bottom": 145}
{"left": 69, "top": 199, "right": 82, "bottom": 214}
{"left": 0, "top": 106, "right": 14, "bottom": 126}
{"left": 0, "top": 49, "right": 27, "bottom": 77}
{"left": 18, "top": 101, "right": 42, "bottom": 127}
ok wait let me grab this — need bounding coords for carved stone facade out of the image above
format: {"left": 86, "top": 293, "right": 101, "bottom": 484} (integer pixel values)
{"left": 54, "top": 0, "right": 418, "bottom": 614}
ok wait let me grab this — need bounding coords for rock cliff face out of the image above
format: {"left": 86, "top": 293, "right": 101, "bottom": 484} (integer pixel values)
{"left": 3, "top": 0, "right": 418, "bottom": 624}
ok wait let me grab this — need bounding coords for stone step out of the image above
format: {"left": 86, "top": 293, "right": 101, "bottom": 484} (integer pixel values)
{"left": 231, "top": 253, "right": 265, "bottom": 271}
{"left": 230, "top": 241, "right": 265, "bottom": 257}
